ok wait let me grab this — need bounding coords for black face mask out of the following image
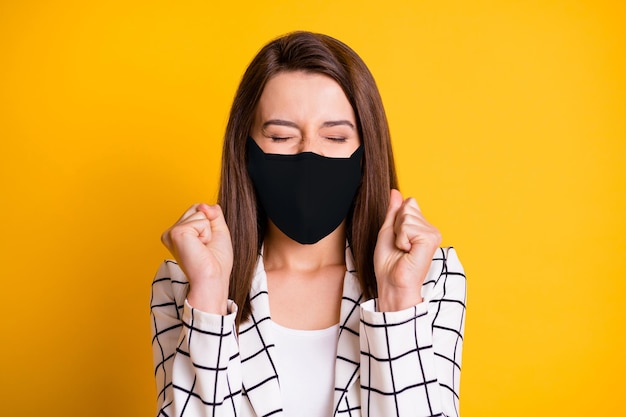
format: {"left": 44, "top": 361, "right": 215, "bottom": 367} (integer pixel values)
{"left": 247, "top": 136, "right": 363, "bottom": 245}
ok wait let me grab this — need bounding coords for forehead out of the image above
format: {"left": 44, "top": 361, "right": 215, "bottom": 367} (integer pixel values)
{"left": 256, "top": 71, "right": 355, "bottom": 120}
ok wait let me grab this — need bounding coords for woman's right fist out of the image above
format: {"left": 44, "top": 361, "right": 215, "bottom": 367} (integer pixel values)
{"left": 161, "top": 204, "right": 233, "bottom": 314}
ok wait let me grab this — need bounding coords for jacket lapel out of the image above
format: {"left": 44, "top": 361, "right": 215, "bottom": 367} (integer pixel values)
{"left": 238, "top": 254, "right": 284, "bottom": 417}
{"left": 238, "top": 245, "right": 363, "bottom": 417}
{"left": 332, "top": 244, "right": 363, "bottom": 414}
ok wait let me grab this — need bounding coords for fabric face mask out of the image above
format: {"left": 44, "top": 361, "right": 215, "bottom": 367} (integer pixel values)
{"left": 246, "top": 136, "right": 363, "bottom": 245}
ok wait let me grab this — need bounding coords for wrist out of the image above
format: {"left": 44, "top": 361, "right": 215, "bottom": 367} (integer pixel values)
{"left": 187, "top": 283, "right": 229, "bottom": 315}
{"left": 377, "top": 286, "right": 423, "bottom": 312}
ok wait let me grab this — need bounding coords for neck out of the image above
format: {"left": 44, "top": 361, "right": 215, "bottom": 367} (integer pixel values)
{"left": 262, "top": 220, "right": 347, "bottom": 273}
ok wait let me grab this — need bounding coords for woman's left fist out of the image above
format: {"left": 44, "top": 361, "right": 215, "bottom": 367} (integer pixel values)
{"left": 373, "top": 189, "right": 442, "bottom": 311}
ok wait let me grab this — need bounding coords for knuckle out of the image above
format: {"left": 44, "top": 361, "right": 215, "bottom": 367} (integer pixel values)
{"left": 429, "top": 229, "right": 442, "bottom": 246}
{"left": 168, "top": 225, "right": 186, "bottom": 242}
{"left": 161, "top": 229, "right": 172, "bottom": 247}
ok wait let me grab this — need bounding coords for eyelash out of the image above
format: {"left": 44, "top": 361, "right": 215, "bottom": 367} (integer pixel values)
{"left": 269, "top": 136, "right": 348, "bottom": 143}
{"left": 269, "top": 136, "right": 291, "bottom": 142}
{"left": 326, "top": 137, "right": 347, "bottom": 143}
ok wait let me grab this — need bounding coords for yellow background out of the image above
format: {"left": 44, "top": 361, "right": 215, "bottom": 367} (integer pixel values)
{"left": 1, "top": 0, "right": 624, "bottom": 416}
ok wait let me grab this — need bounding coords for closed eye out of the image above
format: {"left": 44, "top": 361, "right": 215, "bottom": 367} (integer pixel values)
{"left": 326, "top": 137, "right": 347, "bottom": 143}
{"left": 269, "top": 136, "right": 293, "bottom": 142}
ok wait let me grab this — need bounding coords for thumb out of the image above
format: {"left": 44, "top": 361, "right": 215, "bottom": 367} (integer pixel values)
{"left": 380, "top": 189, "right": 403, "bottom": 232}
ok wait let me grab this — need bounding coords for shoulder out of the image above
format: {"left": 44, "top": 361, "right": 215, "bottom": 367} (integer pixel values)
{"left": 154, "top": 259, "right": 189, "bottom": 283}
{"left": 422, "top": 247, "right": 467, "bottom": 303}
{"left": 151, "top": 260, "right": 190, "bottom": 307}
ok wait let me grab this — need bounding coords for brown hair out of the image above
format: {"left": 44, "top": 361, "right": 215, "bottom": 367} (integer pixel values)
{"left": 218, "top": 31, "right": 398, "bottom": 326}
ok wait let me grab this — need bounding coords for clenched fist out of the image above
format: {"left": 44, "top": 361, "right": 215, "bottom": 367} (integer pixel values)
{"left": 374, "top": 189, "right": 442, "bottom": 312}
{"left": 161, "top": 204, "right": 233, "bottom": 315}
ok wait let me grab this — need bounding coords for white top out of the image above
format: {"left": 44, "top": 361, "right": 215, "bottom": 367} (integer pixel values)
{"left": 271, "top": 320, "right": 340, "bottom": 417}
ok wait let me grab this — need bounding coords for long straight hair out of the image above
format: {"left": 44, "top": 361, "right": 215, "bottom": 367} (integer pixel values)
{"left": 218, "top": 31, "right": 398, "bottom": 326}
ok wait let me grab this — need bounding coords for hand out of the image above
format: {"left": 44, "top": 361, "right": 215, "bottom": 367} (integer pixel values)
{"left": 161, "top": 204, "right": 233, "bottom": 314}
{"left": 373, "top": 189, "right": 442, "bottom": 311}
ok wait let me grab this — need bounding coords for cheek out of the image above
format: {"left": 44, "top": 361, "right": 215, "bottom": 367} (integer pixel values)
{"left": 323, "top": 137, "right": 361, "bottom": 158}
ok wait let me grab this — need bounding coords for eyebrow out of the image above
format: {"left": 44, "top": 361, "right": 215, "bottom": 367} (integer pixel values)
{"left": 262, "top": 119, "right": 355, "bottom": 130}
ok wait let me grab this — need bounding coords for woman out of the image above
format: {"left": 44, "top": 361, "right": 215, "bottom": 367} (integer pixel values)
{"left": 151, "top": 31, "right": 466, "bottom": 417}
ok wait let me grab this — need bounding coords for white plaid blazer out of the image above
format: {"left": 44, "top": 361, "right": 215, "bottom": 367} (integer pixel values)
{"left": 151, "top": 246, "right": 466, "bottom": 417}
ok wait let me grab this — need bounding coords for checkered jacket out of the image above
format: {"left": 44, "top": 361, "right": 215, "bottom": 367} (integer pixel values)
{"left": 151, "top": 246, "right": 466, "bottom": 417}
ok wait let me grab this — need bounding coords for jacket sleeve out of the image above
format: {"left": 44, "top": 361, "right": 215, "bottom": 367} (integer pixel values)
{"left": 150, "top": 260, "right": 242, "bottom": 417}
{"left": 359, "top": 247, "right": 466, "bottom": 417}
